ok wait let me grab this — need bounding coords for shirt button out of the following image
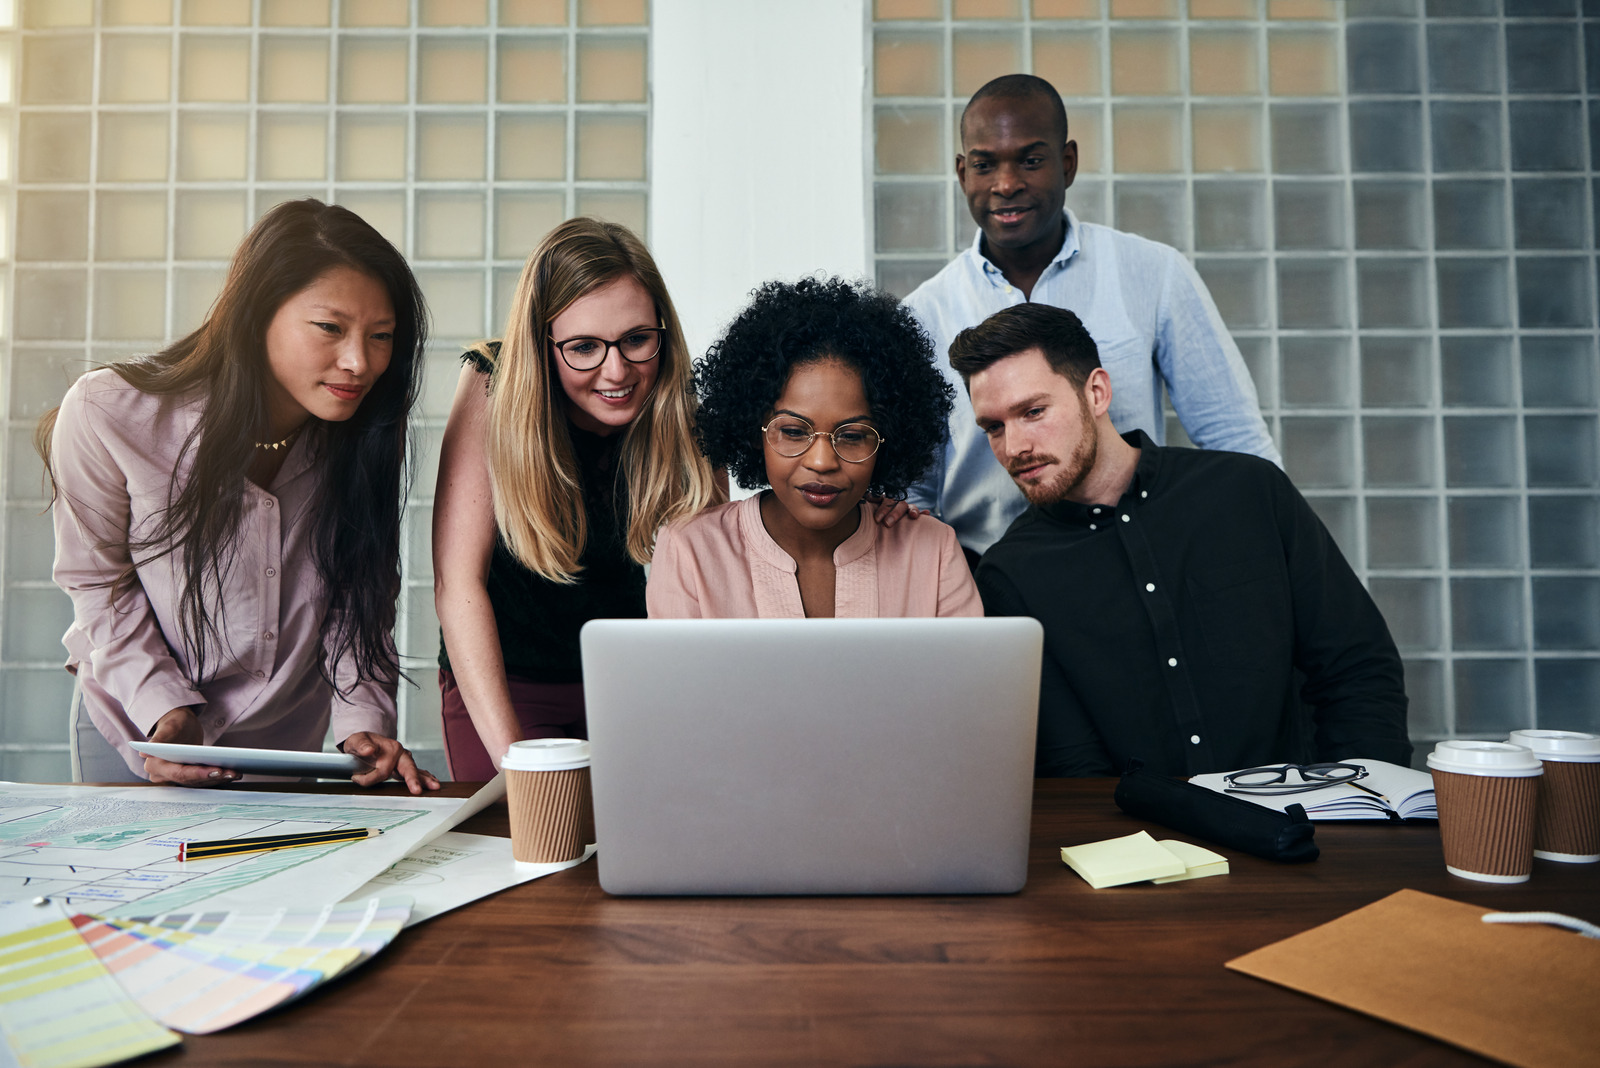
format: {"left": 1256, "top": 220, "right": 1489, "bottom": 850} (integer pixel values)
{"left": 264, "top": 499, "right": 274, "bottom": 509}
{"left": 1190, "top": 735, "right": 1201, "bottom": 745}
{"left": 254, "top": 670, "right": 266, "bottom": 680}
{"left": 1121, "top": 514, "right": 1130, "bottom": 523}
{"left": 1141, "top": 491, "right": 1148, "bottom": 499}
{"left": 265, "top": 567, "right": 277, "bottom": 577}
{"left": 264, "top": 631, "right": 275, "bottom": 640}
{"left": 1092, "top": 507, "right": 1102, "bottom": 514}
{"left": 1088, "top": 523, "right": 1097, "bottom": 530}
{"left": 1167, "top": 657, "right": 1178, "bottom": 667}
{"left": 1145, "top": 583, "right": 1155, "bottom": 592}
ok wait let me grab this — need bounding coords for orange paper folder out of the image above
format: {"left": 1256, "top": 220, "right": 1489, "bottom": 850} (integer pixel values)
{"left": 1227, "top": 888, "right": 1600, "bottom": 1068}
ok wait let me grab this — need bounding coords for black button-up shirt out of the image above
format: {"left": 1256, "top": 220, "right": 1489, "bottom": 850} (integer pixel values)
{"left": 975, "top": 431, "right": 1411, "bottom": 778}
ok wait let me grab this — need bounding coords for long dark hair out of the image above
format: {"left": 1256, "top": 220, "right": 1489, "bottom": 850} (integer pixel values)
{"left": 37, "top": 198, "right": 427, "bottom": 694}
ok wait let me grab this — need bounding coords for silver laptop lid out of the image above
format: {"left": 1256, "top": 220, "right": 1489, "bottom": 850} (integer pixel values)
{"left": 581, "top": 617, "right": 1041, "bottom": 895}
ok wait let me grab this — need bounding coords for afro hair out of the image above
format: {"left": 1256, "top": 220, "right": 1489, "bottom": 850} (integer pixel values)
{"left": 693, "top": 277, "right": 954, "bottom": 498}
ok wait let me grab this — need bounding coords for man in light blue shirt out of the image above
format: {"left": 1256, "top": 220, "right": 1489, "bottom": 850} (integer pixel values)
{"left": 904, "top": 74, "right": 1280, "bottom": 556}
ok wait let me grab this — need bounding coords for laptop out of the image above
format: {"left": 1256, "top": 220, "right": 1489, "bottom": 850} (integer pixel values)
{"left": 579, "top": 617, "right": 1042, "bottom": 895}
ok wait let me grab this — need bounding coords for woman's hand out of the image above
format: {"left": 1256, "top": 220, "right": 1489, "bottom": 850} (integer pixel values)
{"left": 868, "top": 495, "right": 923, "bottom": 527}
{"left": 142, "top": 707, "right": 241, "bottom": 786}
{"left": 340, "top": 733, "right": 442, "bottom": 795}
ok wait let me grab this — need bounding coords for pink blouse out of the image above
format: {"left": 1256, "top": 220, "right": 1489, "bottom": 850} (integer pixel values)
{"left": 646, "top": 495, "right": 982, "bottom": 619}
{"left": 51, "top": 369, "right": 395, "bottom": 776}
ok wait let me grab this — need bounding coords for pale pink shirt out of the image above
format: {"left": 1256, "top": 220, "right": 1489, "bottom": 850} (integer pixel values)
{"left": 51, "top": 369, "right": 395, "bottom": 776}
{"left": 646, "top": 495, "right": 983, "bottom": 619}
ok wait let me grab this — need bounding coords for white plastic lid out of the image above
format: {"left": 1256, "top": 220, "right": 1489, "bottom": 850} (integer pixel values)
{"left": 1508, "top": 729, "right": 1600, "bottom": 763}
{"left": 1427, "top": 740, "right": 1544, "bottom": 777}
{"left": 501, "top": 738, "right": 591, "bottom": 771}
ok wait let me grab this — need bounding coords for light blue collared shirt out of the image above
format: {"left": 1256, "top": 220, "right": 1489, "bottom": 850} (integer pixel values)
{"left": 903, "top": 209, "right": 1281, "bottom": 554}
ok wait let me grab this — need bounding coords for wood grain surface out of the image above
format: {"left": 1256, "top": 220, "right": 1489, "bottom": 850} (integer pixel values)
{"left": 148, "top": 779, "right": 1596, "bottom": 1067}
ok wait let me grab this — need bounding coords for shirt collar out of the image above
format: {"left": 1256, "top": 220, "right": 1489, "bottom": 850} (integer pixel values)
{"left": 738, "top": 495, "right": 877, "bottom": 570}
{"left": 1035, "top": 429, "right": 1161, "bottom": 530}
{"left": 970, "top": 207, "right": 1082, "bottom": 288}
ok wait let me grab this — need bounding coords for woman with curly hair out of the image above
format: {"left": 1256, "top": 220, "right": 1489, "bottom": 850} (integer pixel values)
{"left": 433, "top": 218, "right": 722, "bottom": 778}
{"left": 647, "top": 277, "right": 981, "bottom": 619}
{"left": 42, "top": 199, "right": 436, "bottom": 791}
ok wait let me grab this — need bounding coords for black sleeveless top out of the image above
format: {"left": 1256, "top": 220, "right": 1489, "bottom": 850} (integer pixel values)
{"left": 437, "top": 345, "right": 647, "bottom": 683}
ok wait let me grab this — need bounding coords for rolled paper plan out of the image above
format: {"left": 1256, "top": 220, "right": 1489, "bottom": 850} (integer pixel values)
{"left": 179, "top": 827, "right": 382, "bottom": 861}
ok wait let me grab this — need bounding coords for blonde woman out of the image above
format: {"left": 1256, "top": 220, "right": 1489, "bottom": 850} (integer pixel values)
{"left": 433, "top": 218, "right": 722, "bottom": 778}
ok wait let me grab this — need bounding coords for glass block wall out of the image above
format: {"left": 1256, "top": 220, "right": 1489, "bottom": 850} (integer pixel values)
{"left": 0, "top": 0, "right": 650, "bottom": 781}
{"left": 871, "top": 0, "right": 1600, "bottom": 753}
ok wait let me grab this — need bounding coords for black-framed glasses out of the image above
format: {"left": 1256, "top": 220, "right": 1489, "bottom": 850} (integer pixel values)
{"left": 1223, "top": 762, "right": 1368, "bottom": 795}
{"left": 549, "top": 327, "right": 664, "bottom": 371}
{"left": 761, "top": 417, "right": 884, "bottom": 463}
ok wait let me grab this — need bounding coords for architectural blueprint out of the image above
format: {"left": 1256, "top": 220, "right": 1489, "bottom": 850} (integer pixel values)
{"left": 0, "top": 783, "right": 464, "bottom": 918}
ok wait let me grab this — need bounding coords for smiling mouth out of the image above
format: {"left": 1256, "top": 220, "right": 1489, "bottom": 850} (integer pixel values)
{"left": 798, "top": 483, "right": 844, "bottom": 506}
{"left": 1009, "top": 459, "right": 1054, "bottom": 481}
{"left": 596, "top": 385, "right": 635, "bottom": 402}
{"left": 991, "top": 206, "right": 1032, "bottom": 223}
{"left": 323, "top": 382, "right": 363, "bottom": 401}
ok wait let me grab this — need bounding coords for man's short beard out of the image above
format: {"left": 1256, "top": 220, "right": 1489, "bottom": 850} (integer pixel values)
{"left": 1016, "top": 394, "right": 1097, "bottom": 506}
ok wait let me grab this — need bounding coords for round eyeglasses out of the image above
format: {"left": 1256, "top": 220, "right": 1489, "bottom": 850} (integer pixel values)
{"left": 761, "top": 417, "right": 883, "bottom": 463}
{"left": 550, "top": 327, "right": 664, "bottom": 372}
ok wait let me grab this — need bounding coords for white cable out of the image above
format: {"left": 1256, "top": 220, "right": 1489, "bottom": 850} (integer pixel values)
{"left": 1482, "top": 911, "right": 1600, "bottom": 940}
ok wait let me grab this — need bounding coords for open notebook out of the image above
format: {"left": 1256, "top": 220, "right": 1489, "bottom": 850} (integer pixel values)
{"left": 1189, "top": 758, "right": 1436, "bottom": 821}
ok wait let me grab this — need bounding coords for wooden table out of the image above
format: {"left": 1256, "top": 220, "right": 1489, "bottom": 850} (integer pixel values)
{"left": 160, "top": 778, "right": 1596, "bottom": 1067}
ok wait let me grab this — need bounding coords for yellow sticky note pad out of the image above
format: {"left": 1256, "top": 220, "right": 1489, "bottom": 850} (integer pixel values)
{"left": 1150, "top": 839, "right": 1229, "bottom": 883}
{"left": 1059, "top": 830, "right": 1187, "bottom": 889}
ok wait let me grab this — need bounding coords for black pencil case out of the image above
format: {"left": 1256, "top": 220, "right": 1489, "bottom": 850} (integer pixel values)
{"left": 1112, "top": 762, "right": 1319, "bottom": 863}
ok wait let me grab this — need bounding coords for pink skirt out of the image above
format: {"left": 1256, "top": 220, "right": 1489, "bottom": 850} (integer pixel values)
{"left": 438, "top": 669, "right": 587, "bottom": 782}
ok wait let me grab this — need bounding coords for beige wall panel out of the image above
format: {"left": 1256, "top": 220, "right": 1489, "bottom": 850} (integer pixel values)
{"left": 335, "top": 191, "right": 406, "bottom": 251}
{"left": 1034, "top": 30, "right": 1102, "bottom": 99}
{"left": 18, "top": 113, "right": 90, "bottom": 182}
{"left": 341, "top": 0, "right": 410, "bottom": 27}
{"left": 1268, "top": 29, "right": 1338, "bottom": 97}
{"left": 15, "top": 191, "right": 88, "bottom": 262}
{"left": 498, "top": 37, "right": 566, "bottom": 103}
{"left": 416, "top": 192, "right": 487, "bottom": 260}
{"left": 495, "top": 191, "right": 565, "bottom": 259}
{"left": 417, "top": 268, "right": 487, "bottom": 337}
{"left": 1032, "top": 0, "right": 1099, "bottom": 16}
{"left": 953, "top": 0, "right": 1020, "bottom": 17}
{"left": 876, "top": 107, "right": 945, "bottom": 175}
{"left": 175, "top": 190, "right": 247, "bottom": 259}
{"left": 1071, "top": 107, "right": 1104, "bottom": 173}
{"left": 875, "top": 0, "right": 940, "bottom": 17}
{"left": 1191, "top": 29, "right": 1260, "bottom": 97}
{"left": 340, "top": 37, "right": 410, "bottom": 104}
{"left": 496, "top": 113, "right": 565, "bottom": 180}
{"left": 575, "top": 112, "right": 645, "bottom": 180}
{"left": 418, "top": 37, "right": 488, "bottom": 104}
{"left": 421, "top": 0, "right": 488, "bottom": 25}
{"left": 1113, "top": 105, "right": 1182, "bottom": 173}
{"left": 13, "top": 270, "right": 88, "bottom": 339}
{"left": 575, "top": 191, "right": 644, "bottom": 236}
{"left": 577, "top": 36, "right": 646, "bottom": 103}
{"left": 1191, "top": 0, "right": 1258, "bottom": 16}
{"left": 953, "top": 31, "right": 1022, "bottom": 97}
{"left": 262, "top": 0, "right": 331, "bottom": 26}
{"left": 172, "top": 266, "right": 226, "bottom": 333}
{"left": 98, "top": 112, "right": 170, "bottom": 181}
{"left": 875, "top": 33, "right": 943, "bottom": 98}
{"left": 501, "top": 0, "right": 568, "bottom": 26}
{"left": 261, "top": 36, "right": 330, "bottom": 103}
{"left": 1111, "top": 0, "right": 1180, "bottom": 16}
{"left": 1268, "top": 0, "right": 1337, "bottom": 18}
{"left": 180, "top": 35, "right": 251, "bottom": 102}
{"left": 1111, "top": 30, "right": 1180, "bottom": 97}
{"left": 22, "top": 35, "right": 93, "bottom": 104}
{"left": 257, "top": 113, "right": 328, "bottom": 180}
{"left": 417, "top": 114, "right": 487, "bottom": 180}
{"left": 1192, "top": 104, "right": 1262, "bottom": 172}
{"left": 579, "top": 0, "right": 647, "bottom": 25}
{"left": 93, "top": 270, "right": 166, "bottom": 339}
{"left": 105, "top": 0, "right": 173, "bottom": 24}
{"left": 179, "top": 112, "right": 249, "bottom": 180}
{"left": 24, "top": 1, "right": 92, "bottom": 27}
{"left": 101, "top": 35, "right": 172, "bottom": 103}
{"left": 96, "top": 191, "right": 169, "bottom": 261}
{"left": 337, "top": 115, "right": 408, "bottom": 181}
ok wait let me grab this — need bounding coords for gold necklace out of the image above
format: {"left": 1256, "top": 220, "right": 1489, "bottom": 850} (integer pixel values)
{"left": 254, "top": 427, "right": 300, "bottom": 451}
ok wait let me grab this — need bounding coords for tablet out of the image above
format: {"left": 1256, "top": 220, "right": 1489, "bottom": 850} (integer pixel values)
{"left": 129, "top": 742, "right": 367, "bottom": 779}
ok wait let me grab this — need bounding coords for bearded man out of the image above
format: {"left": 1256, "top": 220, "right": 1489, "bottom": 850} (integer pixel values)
{"left": 951, "top": 303, "right": 1411, "bottom": 778}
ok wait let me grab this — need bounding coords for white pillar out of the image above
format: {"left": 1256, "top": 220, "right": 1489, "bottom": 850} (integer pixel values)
{"left": 650, "top": 0, "right": 870, "bottom": 364}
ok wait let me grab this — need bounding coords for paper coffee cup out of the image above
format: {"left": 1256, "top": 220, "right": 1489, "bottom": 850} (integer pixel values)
{"left": 1427, "top": 741, "right": 1542, "bottom": 883}
{"left": 1508, "top": 730, "right": 1600, "bottom": 863}
{"left": 502, "top": 739, "right": 592, "bottom": 864}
